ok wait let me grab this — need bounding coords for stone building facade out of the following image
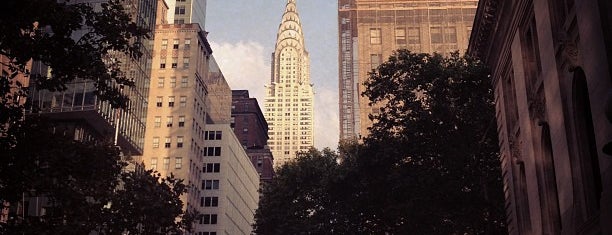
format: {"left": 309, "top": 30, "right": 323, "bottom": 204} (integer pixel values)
{"left": 338, "top": 0, "right": 479, "bottom": 140}
{"left": 468, "top": 0, "right": 612, "bottom": 234}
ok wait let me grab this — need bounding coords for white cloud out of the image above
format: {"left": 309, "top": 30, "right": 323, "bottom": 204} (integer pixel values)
{"left": 210, "top": 40, "right": 339, "bottom": 151}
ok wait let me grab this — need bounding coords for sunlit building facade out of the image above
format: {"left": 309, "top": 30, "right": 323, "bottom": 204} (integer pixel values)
{"left": 338, "top": 0, "right": 478, "bottom": 140}
{"left": 264, "top": 0, "right": 315, "bottom": 168}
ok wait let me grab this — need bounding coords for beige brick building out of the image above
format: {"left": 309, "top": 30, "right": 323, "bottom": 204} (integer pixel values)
{"left": 264, "top": 0, "right": 315, "bottom": 168}
{"left": 338, "top": 0, "right": 478, "bottom": 140}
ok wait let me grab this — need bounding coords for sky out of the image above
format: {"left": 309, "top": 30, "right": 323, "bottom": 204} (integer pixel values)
{"left": 206, "top": 0, "right": 339, "bottom": 150}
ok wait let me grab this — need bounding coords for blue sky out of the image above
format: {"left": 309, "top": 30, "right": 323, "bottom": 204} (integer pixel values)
{"left": 206, "top": 0, "right": 339, "bottom": 150}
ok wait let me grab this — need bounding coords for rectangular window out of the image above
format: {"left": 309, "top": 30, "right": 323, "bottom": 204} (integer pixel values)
{"left": 157, "top": 77, "right": 164, "bottom": 88}
{"left": 431, "top": 27, "right": 443, "bottom": 43}
{"left": 203, "top": 197, "right": 219, "bottom": 207}
{"left": 370, "top": 28, "right": 381, "bottom": 44}
{"left": 171, "top": 57, "right": 178, "bottom": 68}
{"left": 170, "top": 77, "right": 176, "bottom": 88}
{"left": 204, "top": 163, "right": 221, "bottom": 173}
{"left": 165, "top": 137, "right": 171, "bottom": 148}
{"left": 163, "top": 157, "right": 170, "bottom": 170}
{"left": 175, "top": 157, "right": 182, "bottom": 169}
{"left": 370, "top": 54, "right": 382, "bottom": 70}
{"left": 161, "top": 39, "right": 168, "bottom": 50}
{"left": 395, "top": 27, "right": 406, "bottom": 45}
{"left": 177, "top": 136, "right": 184, "bottom": 148}
{"left": 152, "top": 137, "right": 160, "bottom": 148}
{"left": 175, "top": 6, "right": 186, "bottom": 15}
{"left": 173, "top": 39, "right": 179, "bottom": 49}
{"left": 178, "top": 116, "right": 185, "bottom": 127}
{"left": 202, "top": 180, "right": 220, "bottom": 190}
{"left": 154, "top": 116, "right": 161, "bottom": 127}
{"left": 179, "top": 96, "right": 187, "bottom": 107}
{"left": 408, "top": 27, "right": 420, "bottom": 44}
{"left": 166, "top": 116, "right": 173, "bottom": 127}
{"left": 184, "top": 39, "right": 191, "bottom": 49}
{"left": 181, "top": 76, "right": 188, "bottom": 88}
{"left": 174, "top": 19, "right": 185, "bottom": 24}
{"left": 160, "top": 58, "right": 166, "bottom": 69}
{"left": 444, "top": 27, "right": 457, "bottom": 43}
{"left": 150, "top": 158, "right": 157, "bottom": 170}
{"left": 156, "top": 96, "right": 163, "bottom": 107}
{"left": 183, "top": 58, "right": 190, "bottom": 69}
{"left": 202, "top": 214, "right": 218, "bottom": 224}
{"left": 168, "top": 96, "right": 175, "bottom": 107}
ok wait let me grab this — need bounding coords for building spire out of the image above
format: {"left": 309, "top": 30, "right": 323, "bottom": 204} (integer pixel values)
{"left": 275, "top": 0, "right": 305, "bottom": 51}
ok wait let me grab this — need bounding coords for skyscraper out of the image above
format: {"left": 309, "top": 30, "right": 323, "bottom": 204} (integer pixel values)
{"left": 264, "top": 0, "right": 315, "bottom": 168}
{"left": 166, "top": 0, "right": 207, "bottom": 27}
{"left": 338, "top": 0, "right": 478, "bottom": 140}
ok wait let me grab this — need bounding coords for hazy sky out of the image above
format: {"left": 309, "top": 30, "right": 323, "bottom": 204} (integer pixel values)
{"left": 206, "top": 0, "right": 339, "bottom": 150}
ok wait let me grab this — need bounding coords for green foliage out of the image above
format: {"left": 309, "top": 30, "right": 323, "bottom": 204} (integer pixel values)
{"left": 255, "top": 50, "right": 506, "bottom": 235}
{"left": 0, "top": 0, "right": 149, "bottom": 129}
{"left": 0, "top": 118, "right": 193, "bottom": 234}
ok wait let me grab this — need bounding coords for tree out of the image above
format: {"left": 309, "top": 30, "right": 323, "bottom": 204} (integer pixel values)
{"left": 357, "top": 50, "right": 506, "bottom": 234}
{"left": 0, "top": 0, "right": 148, "bottom": 130}
{"left": 0, "top": 117, "right": 194, "bottom": 234}
{"left": 253, "top": 148, "right": 357, "bottom": 235}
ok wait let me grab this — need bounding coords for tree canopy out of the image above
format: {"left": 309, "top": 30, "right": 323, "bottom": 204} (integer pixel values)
{"left": 254, "top": 50, "right": 507, "bottom": 234}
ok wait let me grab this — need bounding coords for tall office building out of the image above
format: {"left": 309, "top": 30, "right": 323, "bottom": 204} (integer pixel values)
{"left": 166, "top": 0, "right": 207, "bottom": 27}
{"left": 264, "top": 0, "right": 315, "bottom": 168}
{"left": 28, "top": 0, "right": 157, "bottom": 155}
{"left": 338, "top": 0, "right": 478, "bottom": 140}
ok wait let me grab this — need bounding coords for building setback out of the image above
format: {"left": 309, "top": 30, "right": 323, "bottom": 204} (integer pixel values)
{"left": 264, "top": 0, "right": 315, "bottom": 168}
{"left": 231, "top": 90, "right": 275, "bottom": 184}
{"left": 468, "top": 0, "right": 612, "bottom": 234}
{"left": 338, "top": 0, "right": 478, "bottom": 140}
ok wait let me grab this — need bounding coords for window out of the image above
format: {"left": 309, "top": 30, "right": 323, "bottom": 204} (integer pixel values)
{"left": 431, "top": 27, "right": 443, "bottom": 43}
{"left": 171, "top": 57, "right": 178, "bottom": 68}
{"left": 202, "top": 180, "right": 220, "bottom": 190}
{"left": 150, "top": 158, "right": 157, "bottom": 170}
{"left": 163, "top": 157, "right": 170, "bottom": 170}
{"left": 161, "top": 39, "right": 168, "bottom": 49}
{"left": 205, "top": 131, "right": 223, "bottom": 140}
{"left": 204, "top": 163, "right": 221, "bottom": 173}
{"left": 183, "top": 58, "right": 190, "bottom": 69}
{"left": 175, "top": 6, "right": 185, "bottom": 15}
{"left": 168, "top": 96, "right": 175, "bottom": 107}
{"left": 173, "top": 19, "right": 185, "bottom": 24}
{"left": 395, "top": 27, "right": 406, "bottom": 45}
{"left": 157, "top": 77, "right": 164, "bottom": 88}
{"left": 444, "top": 27, "right": 457, "bottom": 43}
{"left": 178, "top": 116, "right": 185, "bottom": 127}
{"left": 170, "top": 77, "right": 176, "bottom": 88}
{"left": 160, "top": 58, "right": 166, "bottom": 69}
{"left": 179, "top": 96, "right": 187, "bottom": 107}
{"left": 156, "top": 96, "right": 163, "bottom": 107}
{"left": 370, "top": 28, "right": 381, "bottom": 44}
{"left": 202, "top": 214, "right": 217, "bottom": 224}
{"left": 154, "top": 116, "right": 161, "bottom": 127}
{"left": 370, "top": 54, "right": 382, "bottom": 70}
{"left": 181, "top": 76, "right": 188, "bottom": 88}
{"left": 408, "top": 27, "right": 420, "bottom": 44}
{"left": 184, "top": 39, "right": 191, "bottom": 49}
{"left": 175, "top": 157, "right": 182, "bottom": 169}
{"left": 173, "top": 39, "right": 179, "bottom": 49}
{"left": 202, "top": 197, "right": 218, "bottom": 207}
{"left": 165, "top": 137, "right": 171, "bottom": 148}
{"left": 152, "top": 137, "right": 160, "bottom": 148}
{"left": 166, "top": 116, "right": 173, "bottom": 127}
{"left": 204, "top": 147, "right": 222, "bottom": 156}
{"left": 177, "top": 136, "right": 184, "bottom": 148}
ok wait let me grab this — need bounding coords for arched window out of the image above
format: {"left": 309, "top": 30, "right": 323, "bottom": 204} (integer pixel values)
{"left": 571, "top": 67, "right": 602, "bottom": 217}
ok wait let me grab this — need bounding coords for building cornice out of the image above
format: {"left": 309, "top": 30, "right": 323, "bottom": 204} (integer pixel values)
{"left": 467, "top": 0, "right": 499, "bottom": 60}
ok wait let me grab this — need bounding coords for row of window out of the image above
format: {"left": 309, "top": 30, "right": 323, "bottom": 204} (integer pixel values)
{"left": 205, "top": 131, "right": 223, "bottom": 140}
{"left": 157, "top": 76, "right": 189, "bottom": 88}
{"left": 155, "top": 96, "right": 187, "bottom": 108}
{"left": 150, "top": 157, "right": 182, "bottom": 170}
{"left": 200, "top": 214, "right": 217, "bottom": 225}
{"left": 202, "top": 180, "right": 219, "bottom": 190}
{"left": 369, "top": 26, "right": 462, "bottom": 45}
{"left": 204, "top": 163, "right": 220, "bottom": 173}
{"left": 200, "top": 196, "right": 219, "bottom": 207}
{"left": 159, "top": 57, "right": 190, "bottom": 69}
{"left": 152, "top": 136, "right": 185, "bottom": 148}
{"left": 153, "top": 115, "right": 186, "bottom": 128}
{"left": 160, "top": 38, "right": 191, "bottom": 50}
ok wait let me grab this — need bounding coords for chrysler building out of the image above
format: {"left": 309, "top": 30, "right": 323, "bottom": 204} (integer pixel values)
{"left": 264, "top": 0, "right": 314, "bottom": 168}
